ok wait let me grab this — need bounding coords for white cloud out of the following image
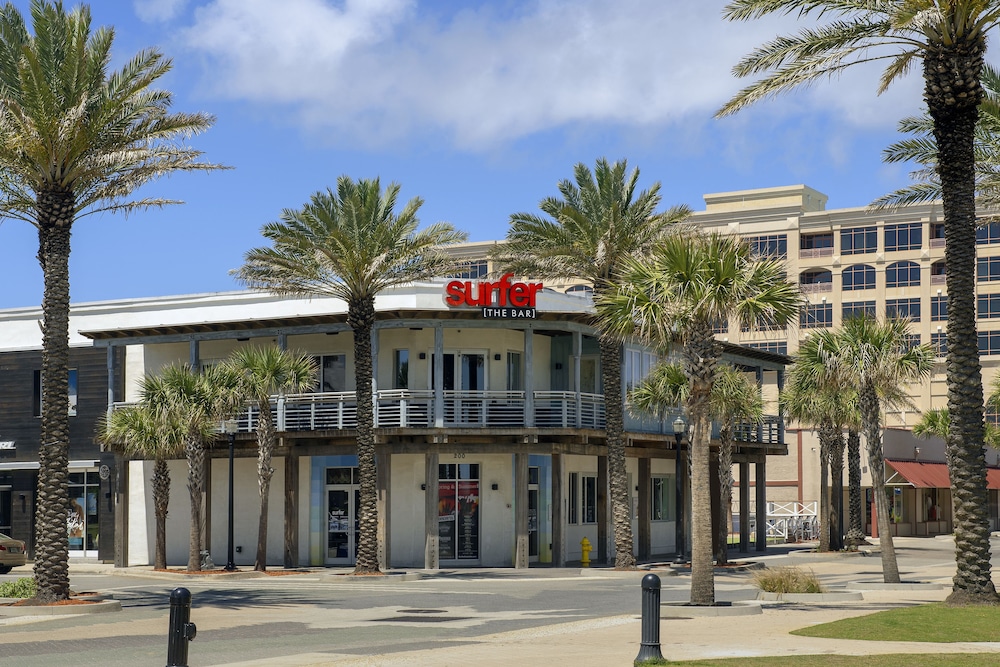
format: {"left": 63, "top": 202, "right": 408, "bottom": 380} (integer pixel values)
{"left": 178, "top": 0, "right": 930, "bottom": 148}
{"left": 134, "top": 0, "right": 189, "bottom": 22}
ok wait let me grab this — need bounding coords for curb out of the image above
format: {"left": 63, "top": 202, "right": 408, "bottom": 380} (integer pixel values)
{"left": 660, "top": 600, "right": 763, "bottom": 617}
{"left": 0, "top": 598, "right": 122, "bottom": 616}
{"left": 757, "top": 591, "right": 864, "bottom": 602}
{"left": 844, "top": 581, "right": 947, "bottom": 591}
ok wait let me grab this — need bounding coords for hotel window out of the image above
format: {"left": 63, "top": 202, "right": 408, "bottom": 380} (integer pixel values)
{"left": 624, "top": 349, "right": 656, "bottom": 391}
{"left": 980, "top": 330, "right": 1000, "bottom": 355}
{"left": 747, "top": 234, "right": 787, "bottom": 259}
{"left": 978, "top": 256, "right": 1000, "bottom": 282}
{"left": 800, "top": 232, "right": 833, "bottom": 250}
{"left": 886, "top": 298, "right": 921, "bottom": 322}
{"left": 931, "top": 223, "right": 946, "bottom": 243}
{"left": 931, "top": 295, "right": 948, "bottom": 321}
{"left": 903, "top": 334, "right": 922, "bottom": 350}
{"left": 651, "top": 476, "right": 675, "bottom": 522}
{"left": 712, "top": 318, "right": 729, "bottom": 334}
{"left": 800, "top": 269, "right": 832, "bottom": 285}
{"left": 843, "top": 301, "right": 876, "bottom": 320}
{"left": 741, "top": 315, "right": 785, "bottom": 332}
{"left": 886, "top": 261, "right": 921, "bottom": 288}
{"left": 841, "top": 226, "right": 877, "bottom": 254}
{"left": 931, "top": 333, "right": 947, "bottom": 357}
{"left": 842, "top": 264, "right": 875, "bottom": 291}
{"left": 747, "top": 341, "right": 788, "bottom": 355}
{"left": 570, "top": 474, "right": 597, "bottom": 524}
{"left": 393, "top": 350, "right": 409, "bottom": 389}
{"left": 978, "top": 222, "right": 1000, "bottom": 245}
{"left": 885, "top": 223, "right": 922, "bottom": 251}
{"left": 980, "top": 294, "right": 1000, "bottom": 319}
{"left": 33, "top": 369, "right": 78, "bottom": 417}
{"left": 800, "top": 303, "right": 833, "bottom": 329}
{"left": 568, "top": 473, "right": 579, "bottom": 524}
{"left": 565, "top": 284, "right": 593, "bottom": 297}
{"left": 449, "top": 260, "right": 488, "bottom": 279}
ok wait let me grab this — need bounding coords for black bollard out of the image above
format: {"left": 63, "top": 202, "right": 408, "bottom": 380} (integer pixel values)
{"left": 635, "top": 573, "right": 664, "bottom": 663}
{"left": 166, "top": 587, "right": 198, "bottom": 667}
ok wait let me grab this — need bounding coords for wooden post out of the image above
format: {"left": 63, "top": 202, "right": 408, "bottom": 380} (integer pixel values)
{"left": 755, "top": 457, "right": 767, "bottom": 552}
{"left": 638, "top": 457, "right": 651, "bottom": 561}
{"left": 597, "top": 455, "right": 608, "bottom": 564}
{"left": 424, "top": 452, "right": 439, "bottom": 569}
{"left": 284, "top": 453, "right": 299, "bottom": 568}
{"left": 552, "top": 452, "right": 565, "bottom": 566}
{"left": 739, "top": 461, "right": 750, "bottom": 552}
{"left": 376, "top": 446, "right": 391, "bottom": 570}
{"left": 515, "top": 453, "right": 529, "bottom": 568}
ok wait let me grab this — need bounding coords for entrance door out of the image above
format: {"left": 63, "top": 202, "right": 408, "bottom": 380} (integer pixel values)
{"left": 528, "top": 466, "right": 540, "bottom": 562}
{"left": 580, "top": 356, "right": 599, "bottom": 394}
{"left": 430, "top": 352, "right": 486, "bottom": 390}
{"left": 438, "top": 463, "right": 480, "bottom": 562}
{"left": 325, "top": 467, "right": 360, "bottom": 564}
{"left": 68, "top": 471, "right": 99, "bottom": 557}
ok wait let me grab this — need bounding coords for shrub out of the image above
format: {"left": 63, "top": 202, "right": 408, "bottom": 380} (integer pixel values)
{"left": 0, "top": 577, "right": 36, "bottom": 598}
{"left": 752, "top": 566, "right": 825, "bottom": 594}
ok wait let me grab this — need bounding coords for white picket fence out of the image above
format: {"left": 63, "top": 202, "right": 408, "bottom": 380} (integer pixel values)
{"left": 735, "top": 501, "right": 818, "bottom": 542}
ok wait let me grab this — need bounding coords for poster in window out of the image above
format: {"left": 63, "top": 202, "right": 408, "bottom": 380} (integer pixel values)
{"left": 438, "top": 481, "right": 456, "bottom": 560}
{"left": 457, "top": 480, "right": 479, "bottom": 559}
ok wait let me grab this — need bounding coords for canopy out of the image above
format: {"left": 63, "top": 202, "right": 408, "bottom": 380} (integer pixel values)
{"left": 886, "top": 459, "right": 1000, "bottom": 489}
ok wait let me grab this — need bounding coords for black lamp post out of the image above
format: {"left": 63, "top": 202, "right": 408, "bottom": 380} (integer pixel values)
{"left": 222, "top": 419, "right": 238, "bottom": 572}
{"left": 672, "top": 415, "right": 687, "bottom": 565}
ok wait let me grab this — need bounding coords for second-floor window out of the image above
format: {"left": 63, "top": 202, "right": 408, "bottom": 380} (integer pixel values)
{"left": 33, "top": 369, "right": 78, "bottom": 417}
{"left": 800, "top": 303, "right": 833, "bottom": 329}
{"left": 747, "top": 234, "right": 787, "bottom": 259}
{"left": 449, "top": 260, "right": 488, "bottom": 279}
{"left": 393, "top": 350, "right": 409, "bottom": 389}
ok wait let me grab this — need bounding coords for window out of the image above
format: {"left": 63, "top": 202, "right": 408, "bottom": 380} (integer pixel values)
{"left": 741, "top": 315, "right": 785, "bottom": 332}
{"left": 932, "top": 295, "right": 948, "bottom": 321}
{"left": 903, "top": 334, "right": 921, "bottom": 350}
{"left": 565, "top": 284, "right": 593, "bottom": 297}
{"left": 885, "top": 223, "right": 922, "bottom": 251}
{"left": 800, "top": 232, "right": 833, "bottom": 250}
{"left": 978, "top": 222, "right": 1000, "bottom": 245}
{"left": 980, "top": 294, "right": 1000, "bottom": 319}
{"left": 393, "top": 350, "right": 409, "bottom": 389}
{"left": 746, "top": 341, "right": 788, "bottom": 355}
{"left": 449, "top": 260, "right": 488, "bottom": 279}
{"left": 651, "top": 476, "right": 675, "bottom": 521}
{"left": 800, "top": 303, "right": 833, "bottom": 328}
{"left": 573, "top": 474, "right": 597, "bottom": 524}
{"left": 568, "top": 473, "right": 579, "bottom": 524}
{"left": 886, "top": 298, "right": 921, "bottom": 322}
{"left": 843, "top": 301, "right": 876, "bottom": 320}
{"left": 931, "top": 332, "right": 947, "bottom": 357}
{"left": 712, "top": 318, "right": 729, "bottom": 334}
{"left": 842, "top": 264, "right": 875, "bottom": 291}
{"left": 747, "top": 234, "right": 787, "bottom": 259}
{"left": 314, "top": 354, "right": 346, "bottom": 392}
{"left": 506, "top": 352, "right": 522, "bottom": 391}
{"left": 841, "top": 226, "right": 877, "bottom": 254}
{"left": 886, "top": 261, "right": 921, "bottom": 288}
{"left": 931, "top": 223, "right": 946, "bottom": 242}
{"left": 33, "top": 369, "right": 78, "bottom": 417}
{"left": 799, "top": 269, "right": 832, "bottom": 285}
{"left": 624, "top": 349, "right": 655, "bottom": 391}
{"left": 978, "top": 257, "right": 1000, "bottom": 282}
{"left": 979, "top": 330, "right": 1000, "bottom": 355}
{"left": 931, "top": 261, "right": 946, "bottom": 279}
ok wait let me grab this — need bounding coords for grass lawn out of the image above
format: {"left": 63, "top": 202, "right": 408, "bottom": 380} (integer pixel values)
{"left": 791, "top": 603, "right": 1000, "bottom": 643}
{"left": 638, "top": 655, "right": 1000, "bottom": 666}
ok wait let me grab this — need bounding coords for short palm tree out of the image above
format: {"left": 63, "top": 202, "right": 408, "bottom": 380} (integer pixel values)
{"left": 817, "top": 316, "right": 934, "bottom": 582}
{"left": 492, "top": 157, "right": 690, "bottom": 569}
{"left": 225, "top": 346, "right": 316, "bottom": 571}
{"left": 144, "top": 364, "right": 242, "bottom": 571}
{"left": 0, "top": 1, "right": 222, "bottom": 602}
{"left": 720, "top": 0, "right": 1000, "bottom": 607}
{"left": 97, "top": 404, "right": 185, "bottom": 570}
{"left": 235, "top": 176, "right": 467, "bottom": 574}
{"left": 599, "top": 230, "right": 801, "bottom": 604}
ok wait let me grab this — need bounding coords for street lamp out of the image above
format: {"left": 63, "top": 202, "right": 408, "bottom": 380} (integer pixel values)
{"left": 672, "top": 415, "right": 687, "bottom": 565}
{"left": 222, "top": 419, "right": 239, "bottom": 572}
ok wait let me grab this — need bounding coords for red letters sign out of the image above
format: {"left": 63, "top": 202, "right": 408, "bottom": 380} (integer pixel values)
{"left": 445, "top": 273, "right": 543, "bottom": 318}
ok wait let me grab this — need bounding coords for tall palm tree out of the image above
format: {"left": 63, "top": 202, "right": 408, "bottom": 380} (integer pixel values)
{"left": 144, "top": 364, "right": 242, "bottom": 571}
{"left": 720, "top": 0, "right": 1000, "bottom": 606}
{"left": 0, "top": 1, "right": 222, "bottom": 602}
{"left": 234, "top": 176, "right": 466, "bottom": 574}
{"left": 97, "top": 404, "right": 185, "bottom": 570}
{"left": 225, "top": 346, "right": 316, "bottom": 571}
{"left": 492, "top": 157, "right": 690, "bottom": 569}
{"left": 599, "top": 230, "right": 801, "bottom": 604}
{"left": 632, "top": 361, "right": 763, "bottom": 564}
{"left": 818, "top": 316, "right": 934, "bottom": 582}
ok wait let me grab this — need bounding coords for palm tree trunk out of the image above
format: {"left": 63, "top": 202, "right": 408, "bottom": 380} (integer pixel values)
{"left": 716, "top": 428, "right": 734, "bottom": 565}
{"left": 186, "top": 437, "right": 204, "bottom": 571}
{"left": 859, "top": 383, "right": 899, "bottom": 583}
{"left": 926, "top": 39, "right": 999, "bottom": 605}
{"left": 846, "top": 429, "right": 865, "bottom": 546}
{"left": 255, "top": 400, "right": 276, "bottom": 571}
{"left": 818, "top": 421, "right": 832, "bottom": 553}
{"left": 600, "top": 334, "right": 635, "bottom": 569}
{"left": 830, "top": 432, "right": 845, "bottom": 552}
{"left": 33, "top": 194, "right": 74, "bottom": 604}
{"left": 351, "top": 297, "right": 380, "bottom": 574}
{"left": 153, "top": 459, "right": 170, "bottom": 570}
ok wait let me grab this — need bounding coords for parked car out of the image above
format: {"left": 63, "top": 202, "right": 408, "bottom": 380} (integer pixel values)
{"left": 0, "top": 532, "right": 26, "bottom": 573}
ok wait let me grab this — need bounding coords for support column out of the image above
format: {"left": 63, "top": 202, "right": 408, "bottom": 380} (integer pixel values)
{"left": 515, "top": 453, "right": 529, "bottom": 568}
{"left": 371, "top": 327, "right": 379, "bottom": 427}
{"left": 433, "top": 327, "right": 444, "bottom": 428}
{"left": 189, "top": 340, "right": 199, "bottom": 370}
{"left": 106, "top": 345, "right": 116, "bottom": 419}
{"left": 424, "top": 452, "right": 439, "bottom": 569}
{"left": 524, "top": 327, "right": 535, "bottom": 427}
{"left": 277, "top": 333, "right": 287, "bottom": 350}
{"left": 675, "top": 445, "right": 685, "bottom": 560}
{"left": 597, "top": 455, "right": 608, "bottom": 564}
{"left": 755, "top": 457, "right": 767, "bottom": 552}
{"left": 777, "top": 369, "right": 785, "bottom": 445}
{"left": 376, "top": 446, "right": 391, "bottom": 570}
{"left": 552, "top": 452, "right": 565, "bottom": 566}
{"left": 114, "top": 454, "right": 128, "bottom": 568}
{"left": 284, "top": 453, "right": 299, "bottom": 568}
{"left": 573, "top": 330, "right": 582, "bottom": 427}
{"left": 204, "top": 456, "right": 212, "bottom": 558}
{"left": 739, "top": 461, "right": 750, "bottom": 553}
{"left": 638, "top": 458, "right": 651, "bottom": 561}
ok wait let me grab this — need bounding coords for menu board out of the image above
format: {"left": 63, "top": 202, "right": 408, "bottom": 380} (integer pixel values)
{"left": 438, "top": 481, "right": 456, "bottom": 560}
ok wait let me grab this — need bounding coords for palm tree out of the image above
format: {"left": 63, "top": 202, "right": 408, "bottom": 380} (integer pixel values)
{"left": 921, "top": 407, "right": 1000, "bottom": 450}
{"left": 817, "top": 316, "right": 934, "bottom": 582}
{"left": 97, "top": 404, "right": 185, "bottom": 570}
{"left": 0, "top": 1, "right": 222, "bottom": 602}
{"left": 225, "top": 346, "right": 316, "bottom": 571}
{"left": 720, "top": 0, "right": 1000, "bottom": 606}
{"left": 599, "top": 230, "right": 801, "bottom": 604}
{"left": 234, "top": 176, "right": 466, "bottom": 574}
{"left": 491, "top": 158, "right": 690, "bottom": 569}
{"left": 144, "top": 364, "right": 242, "bottom": 571}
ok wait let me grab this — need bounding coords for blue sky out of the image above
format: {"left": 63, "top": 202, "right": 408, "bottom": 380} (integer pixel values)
{"left": 0, "top": 1, "right": 969, "bottom": 308}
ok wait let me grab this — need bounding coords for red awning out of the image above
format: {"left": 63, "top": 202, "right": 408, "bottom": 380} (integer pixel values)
{"left": 886, "top": 459, "right": 1000, "bottom": 490}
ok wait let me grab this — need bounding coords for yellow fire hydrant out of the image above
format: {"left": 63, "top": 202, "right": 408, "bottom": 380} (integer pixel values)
{"left": 580, "top": 537, "right": 592, "bottom": 568}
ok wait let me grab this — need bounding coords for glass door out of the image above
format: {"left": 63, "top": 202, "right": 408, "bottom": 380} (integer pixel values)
{"left": 325, "top": 467, "right": 359, "bottom": 564}
{"left": 528, "top": 466, "right": 539, "bottom": 561}
{"left": 68, "top": 471, "right": 99, "bottom": 557}
{"left": 438, "top": 463, "right": 480, "bottom": 562}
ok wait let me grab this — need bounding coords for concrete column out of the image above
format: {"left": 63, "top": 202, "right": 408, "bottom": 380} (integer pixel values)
{"left": 284, "top": 454, "right": 299, "bottom": 568}
{"left": 597, "top": 455, "right": 608, "bottom": 564}
{"left": 376, "top": 446, "right": 391, "bottom": 570}
{"left": 114, "top": 454, "right": 128, "bottom": 568}
{"left": 433, "top": 327, "right": 444, "bottom": 428}
{"left": 756, "top": 457, "right": 767, "bottom": 552}
{"left": 515, "top": 453, "right": 529, "bottom": 568}
{"left": 524, "top": 327, "right": 535, "bottom": 427}
{"left": 638, "top": 457, "right": 651, "bottom": 561}
{"left": 739, "top": 461, "right": 750, "bottom": 552}
{"left": 424, "top": 452, "right": 439, "bottom": 569}
{"left": 573, "top": 330, "right": 582, "bottom": 427}
{"left": 552, "top": 452, "right": 565, "bottom": 566}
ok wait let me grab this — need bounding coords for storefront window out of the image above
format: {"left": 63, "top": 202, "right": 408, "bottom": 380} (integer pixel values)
{"left": 651, "top": 476, "right": 675, "bottom": 521}
{"left": 438, "top": 463, "right": 480, "bottom": 560}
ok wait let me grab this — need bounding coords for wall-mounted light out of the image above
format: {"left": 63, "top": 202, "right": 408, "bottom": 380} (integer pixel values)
{"left": 419, "top": 352, "right": 426, "bottom": 360}
{"left": 420, "top": 483, "right": 426, "bottom": 491}
{"left": 494, "top": 354, "right": 501, "bottom": 361}
{"left": 554, "top": 363, "right": 563, "bottom": 370}
{"left": 491, "top": 483, "right": 499, "bottom": 491}
{"left": 914, "top": 447, "right": 921, "bottom": 460}
{"left": 937, "top": 289, "right": 943, "bottom": 295}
